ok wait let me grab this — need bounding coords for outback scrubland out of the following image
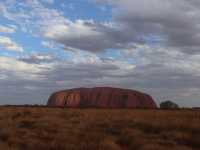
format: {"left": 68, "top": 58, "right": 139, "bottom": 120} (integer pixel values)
{"left": 0, "top": 107, "right": 199, "bottom": 150}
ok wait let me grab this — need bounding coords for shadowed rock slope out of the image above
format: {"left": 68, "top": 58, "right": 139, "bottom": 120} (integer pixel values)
{"left": 47, "top": 87, "right": 157, "bottom": 108}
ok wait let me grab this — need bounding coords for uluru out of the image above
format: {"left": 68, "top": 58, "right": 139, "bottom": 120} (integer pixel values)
{"left": 47, "top": 87, "right": 157, "bottom": 108}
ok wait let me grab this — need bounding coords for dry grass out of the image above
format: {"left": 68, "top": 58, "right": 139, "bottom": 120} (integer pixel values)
{"left": 0, "top": 107, "right": 199, "bottom": 150}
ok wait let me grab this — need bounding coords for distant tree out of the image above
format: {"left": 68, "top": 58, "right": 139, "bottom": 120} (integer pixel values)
{"left": 160, "top": 101, "right": 179, "bottom": 109}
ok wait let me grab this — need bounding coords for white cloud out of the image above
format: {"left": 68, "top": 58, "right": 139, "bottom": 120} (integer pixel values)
{"left": 41, "top": 0, "right": 54, "bottom": 4}
{"left": 41, "top": 41, "right": 55, "bottom": 49}
{"left": 0, "top": 36, "right": 23, "bottom": 52}
{"left": 0, "top": 0, "right": 200, "bottom": 106}
{"left": 0, "top": 25, "right": 16, "bottom": 33}
{"left": 20, "top": 52, "right": 55, "bottom": 64}
{"left": 0, "top": 56, "right": 51, "bottom": 80}
{"left": 43, "top": 20, "right": 101, "bottom": 40}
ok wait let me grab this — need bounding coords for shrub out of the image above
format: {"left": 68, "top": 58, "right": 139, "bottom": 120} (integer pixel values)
{"left": 160, "top": 101, "right": 179, "bottom": 109}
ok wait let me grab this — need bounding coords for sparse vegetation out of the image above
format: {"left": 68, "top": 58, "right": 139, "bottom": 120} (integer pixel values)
{"left": 0, "top": 107, "right": 199, "bottom": 150}
{"left": 160, "top": 101, "right": 179, "bottom": 109}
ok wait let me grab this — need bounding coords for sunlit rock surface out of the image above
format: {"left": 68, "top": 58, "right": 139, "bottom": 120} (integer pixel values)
{"left": 47, "top": 87, "right": 157, "bottom": 108}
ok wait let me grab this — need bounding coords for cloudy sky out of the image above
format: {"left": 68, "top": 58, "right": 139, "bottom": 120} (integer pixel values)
{"left": 0, "top": 0, "right": 200, "bottom": 107}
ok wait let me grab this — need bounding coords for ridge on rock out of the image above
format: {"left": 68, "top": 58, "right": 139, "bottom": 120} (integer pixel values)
{"left": 47, "top": 87, "right": 157, "bottom": 108}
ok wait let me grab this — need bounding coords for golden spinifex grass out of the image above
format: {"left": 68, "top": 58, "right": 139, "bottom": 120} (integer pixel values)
{"left": 0, "top": 107, "right": 199, "bottom": 150}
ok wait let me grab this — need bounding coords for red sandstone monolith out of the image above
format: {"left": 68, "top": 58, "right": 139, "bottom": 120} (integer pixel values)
{"left": 47, "top": 87, "right": 156, "bottom": 108}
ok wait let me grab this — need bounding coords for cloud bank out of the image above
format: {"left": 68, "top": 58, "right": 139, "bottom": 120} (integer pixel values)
{"left": 0, "top": 0, "right": 200, "bottom": 107}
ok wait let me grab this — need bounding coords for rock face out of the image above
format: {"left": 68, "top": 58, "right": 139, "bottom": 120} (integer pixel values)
{"left": 47, "top": 87, "right": 157, "bottom": 108}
